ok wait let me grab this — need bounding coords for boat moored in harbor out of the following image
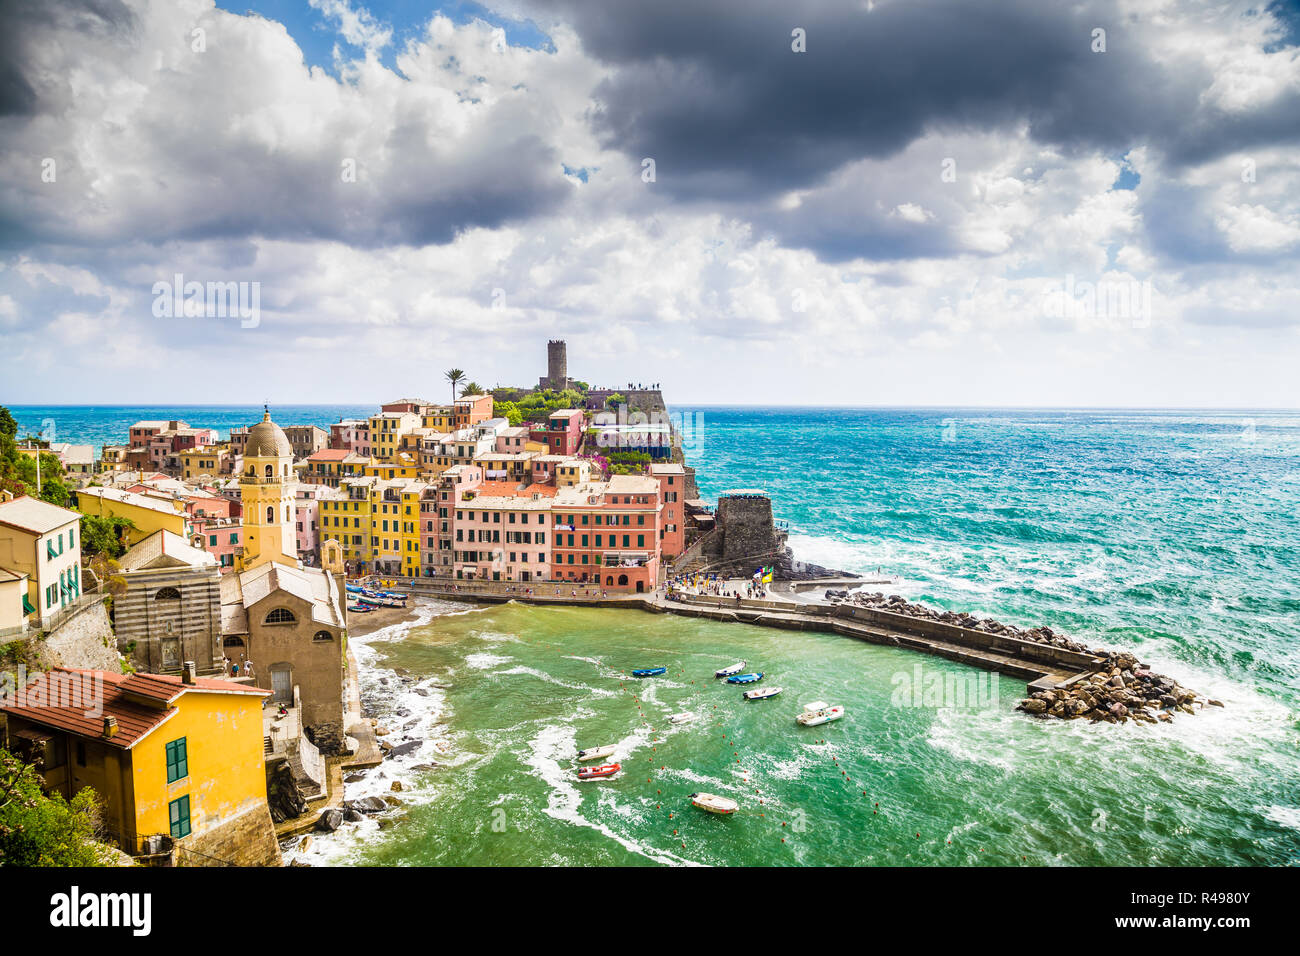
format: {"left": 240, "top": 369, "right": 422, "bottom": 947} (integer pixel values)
{"left": 796, "top": 701, "right": 844, "bottom": 726}
{"left": 715, "top": 661, "right": 746, "bottom": 678}
{"left": 690, "top": 792, "right": 739, "bottom": 814}
{"left": 668, "top": 712, "right": 694, "bottom": 724}
{"left": 577, "top": 745, "right": 616, "bottom": 762}
{"left": 631, "top": 667, "right": 667, "bottom": 677}
{"left": 576, "top": 763, "right": 621, "bottom": 780}
{"left": 726, "top": 672, "right": 764, "bottom": 684}
{"left": 743, "top": 686, "right": 782, "bottom": 701}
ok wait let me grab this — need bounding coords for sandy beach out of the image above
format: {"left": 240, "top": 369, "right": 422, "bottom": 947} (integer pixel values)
{"left": 346, "top": 603, "right": 423, "bottom": 639}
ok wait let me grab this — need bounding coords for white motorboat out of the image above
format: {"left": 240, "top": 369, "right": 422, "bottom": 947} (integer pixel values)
{"left": 744, "top": 686, "right": 782, "bottom": 701}
{"left": 667, "top": 712, "right": 695, "bottom": 724}
{"left": 714, "top": 661, "right": 747, "bottom": 678}
{"left": 577, "top": 744, "right": 616, "bottom": 762}
{"left": 690, "top": 792, "right": 739, "bottom": 815}
{"left": 796, "top": 701, "right": 844, "bottom": 726}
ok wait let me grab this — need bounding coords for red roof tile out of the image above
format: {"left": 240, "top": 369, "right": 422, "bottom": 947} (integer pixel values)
{"left": 1, "top": 668, "right": 267, "bottom": 750}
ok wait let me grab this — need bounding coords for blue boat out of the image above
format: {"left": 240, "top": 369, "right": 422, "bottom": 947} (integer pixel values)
{"left": 726, "top": 672, "right": 764, "bottom": 684}
{"left": 631, "top": 667, "right": 667, "bottom": 678}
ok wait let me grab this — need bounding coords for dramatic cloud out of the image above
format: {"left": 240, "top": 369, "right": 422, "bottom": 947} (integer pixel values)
{"left": 0, "top": 0, "right": 1297, "bottom": 406}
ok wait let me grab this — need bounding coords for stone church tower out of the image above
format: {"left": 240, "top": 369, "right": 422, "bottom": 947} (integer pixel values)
{"left": 238, "top": 407, "right": 298, "bottom": 571}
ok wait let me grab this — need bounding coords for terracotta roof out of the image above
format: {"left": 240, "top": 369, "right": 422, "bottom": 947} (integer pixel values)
{"left": 475, "top": 481, "right": 558, "bottom": 498}
{"left": 307, "top": 449, "right": 350, "bottom": 462}
{"left": 0, "top": 668, "right": 265, "bottom": 750}
{"left": 117, "top": 671, "right": 268, "bottom": 702}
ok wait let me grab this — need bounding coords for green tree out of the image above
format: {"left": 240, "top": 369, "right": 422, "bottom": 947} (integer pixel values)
{"left": 80, "top": 514, "right": 135, "bottom": 558}
{"left": 493, "top": 401, "right": 523, "bottom": 426}
{"left": 444, "top": 368, "right": 466, "bottom": 402}
{"left": 0, "top": 748, "right": 110, "bottom": 867}
{"left": 460, "top": 381, "right": 485, "bottom": 396}
{"left": 605, "top": 392, "right": 626, "bottom": 408}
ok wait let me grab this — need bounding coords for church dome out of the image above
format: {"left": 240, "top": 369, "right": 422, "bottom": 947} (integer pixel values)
{"left": 245, "top": 409, "right": 292, "bottom": 458}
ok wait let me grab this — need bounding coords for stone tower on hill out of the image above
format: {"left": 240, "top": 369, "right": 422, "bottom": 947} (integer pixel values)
{"left": 539, "top": 339, "right": 571, "bottom": 391}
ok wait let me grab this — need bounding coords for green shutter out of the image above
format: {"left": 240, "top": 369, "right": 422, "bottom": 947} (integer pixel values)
{"left": 166, "top": 738, "right": 188, "bottom": 783}
{"left": 22, "top": 593, "right": 36, "bottom": 615}
{"left": 168, "top": 795, "right": 191, "bottom": 838}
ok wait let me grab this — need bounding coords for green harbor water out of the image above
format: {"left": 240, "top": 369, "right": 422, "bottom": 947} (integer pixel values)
{"left": 293, "top": 600, "right": 1295, "bottom": 867}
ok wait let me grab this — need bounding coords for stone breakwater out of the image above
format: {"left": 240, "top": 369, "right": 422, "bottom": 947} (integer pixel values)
{"left": 832, "top": 590, "right": 1223, "bottom": 724}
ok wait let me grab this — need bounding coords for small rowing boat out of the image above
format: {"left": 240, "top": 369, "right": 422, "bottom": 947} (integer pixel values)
{"left": 577, "top": 744, "right": 616, "bottom": 762}
{"left": 715, "top": 661, "right": 746, "bottom": 678}
{"left": 690, "top": 792, "right": 739, "bottom": 815}
{"left": 576, "top": 763, "right": 621, "bottom": 780}
{"left": 796, "top": 701, "right": 844, "bottom": 726}
{"left": 667, "top": 712, "right": 694, "bottom": 724}
{"left": 743, "top": 686, "right": 782, "bottom": 701}
{"left": 631, "top": 667, "right": 667, "bottom": 677}
{"left": 726, "top": 672, "right": 763, "bottom": 685}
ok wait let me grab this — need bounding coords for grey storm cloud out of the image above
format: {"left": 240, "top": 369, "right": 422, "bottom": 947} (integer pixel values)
{"left": 521, "top": 0, "right": 1300, "bottom": 198}
{"left": 0, "top": 0, "right": 571, "bottom": 251}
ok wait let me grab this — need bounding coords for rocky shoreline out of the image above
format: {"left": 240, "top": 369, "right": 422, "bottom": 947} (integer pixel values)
{"left": 834, "top": 590, "right": 1222, "bottom": 724}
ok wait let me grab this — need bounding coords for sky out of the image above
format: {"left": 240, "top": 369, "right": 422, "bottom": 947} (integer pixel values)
{"left": 1, "top": 0, "right": 1298, "bottom": 407}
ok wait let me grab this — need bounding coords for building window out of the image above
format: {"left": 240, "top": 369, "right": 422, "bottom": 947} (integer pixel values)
{"left": 169, "top": 795, "right": 191, "bottom": 839}
{"left": 313, "top": 630, "right": 333, "bottom": 642}
{"left": 165, "top": 738, "right": 188, "bottom": 783}
{"left": 155, "top": 587, "right": 181, "bottom": 602}
{"left": 265, "top": 607, "right": 296, "bottom": 625}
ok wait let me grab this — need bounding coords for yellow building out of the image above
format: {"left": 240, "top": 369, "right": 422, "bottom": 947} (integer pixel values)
{"left": 1, "top": 667, "right": 280, "bottom": 866}
{"left": 75, "top": 486, "right": 187, "bottom": 548}
{"left": 318, "top": 477, "right": 425, "bottom": 576}
{"left": 180, "top": 445, "right": 229, "bottom": 480}
{"left": 368, "top": 412, "right": 419, "bottom": 462}
{"left": 238, "top": 409, "right": 298, "bottom": 571}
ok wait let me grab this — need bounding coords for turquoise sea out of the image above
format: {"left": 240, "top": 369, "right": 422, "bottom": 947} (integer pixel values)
{"left": 9, "top": 405, "right": 1299, "bottom": 865}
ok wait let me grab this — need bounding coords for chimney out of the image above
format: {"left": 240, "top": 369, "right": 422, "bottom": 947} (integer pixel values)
{"left": 182, "top": 661, "right": 196, "bottom": 685}
{"left": 102, "top": 716, "right": 118, "bottom": 739}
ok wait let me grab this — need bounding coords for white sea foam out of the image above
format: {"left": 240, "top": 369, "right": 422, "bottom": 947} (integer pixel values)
{"left": 521, "top": 723, "right": 700, "bottom": 866}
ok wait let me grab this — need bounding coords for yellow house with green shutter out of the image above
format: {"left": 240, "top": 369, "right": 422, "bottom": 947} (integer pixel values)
{"left": 1, "top": 667, "right": 280, "bottom": 866}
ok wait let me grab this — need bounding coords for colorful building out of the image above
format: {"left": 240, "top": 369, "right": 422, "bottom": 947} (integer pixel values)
{"left": 1, "top": 667, "right": 280, "bottom": 866}
{"left": 75, "top": 486, "right": 189, "bottom": 548}
{"left": 0, "top": 496, "right": 84, "bottom": 626}
{"left": 531, "top": 408, "right": 585, "bottom": 456}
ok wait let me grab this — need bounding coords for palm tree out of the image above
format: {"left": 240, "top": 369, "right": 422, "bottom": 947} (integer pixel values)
{"left": 460, "top": 381, "right": 485, "bottom": 396}
{"left": 445, "top": 368, "right": 465, "bottom": 402}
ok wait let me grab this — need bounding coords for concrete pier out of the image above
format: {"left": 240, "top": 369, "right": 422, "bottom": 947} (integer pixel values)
{"left": 388, "top": 580, "right": 1102, "bottom": 693}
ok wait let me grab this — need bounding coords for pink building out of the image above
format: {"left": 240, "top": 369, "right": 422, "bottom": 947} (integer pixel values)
{"left": 423, "top": 465, "right": 482, "bottom": 577}
{"left": 451, "top": 481, "right": 556, "bottom": 582}
{"left": 530, "top": 408, "right": 584, "bottom": 456}
{"left": 295, "top": 483, "right": 327, "bottom": 564}
{"left": 329, "top": 419, "right": 370, "bottom": 456}
{"left": 649, "top": 463, "right": 686, "bottom": 559}
{"left": 549, "top": 475, "right": 663, "bottom": 592}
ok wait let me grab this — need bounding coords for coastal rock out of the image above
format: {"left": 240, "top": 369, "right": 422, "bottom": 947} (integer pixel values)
{"left": 840, "top": 588, "right": 1208, "bottom": 725}
{"left": 316, "top": 809, "right": 344, "bottom": 833}
{"left": 346, "top": 796, "right": 390, "bottom": 814}
{"left": 385, "top": 741, "right": 421, "bottom": 758}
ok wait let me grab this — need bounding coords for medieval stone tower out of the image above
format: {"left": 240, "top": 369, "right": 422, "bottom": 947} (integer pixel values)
{"left": 539, "top": 339, "right": 570, "bottom": 390}
{"left": 238, "top": 407, "right": 298, "bottom": 571}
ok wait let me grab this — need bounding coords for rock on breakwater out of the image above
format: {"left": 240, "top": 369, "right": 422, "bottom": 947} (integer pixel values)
{"left": 836, "top": 590, "right": 1220, "bottom": 724}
